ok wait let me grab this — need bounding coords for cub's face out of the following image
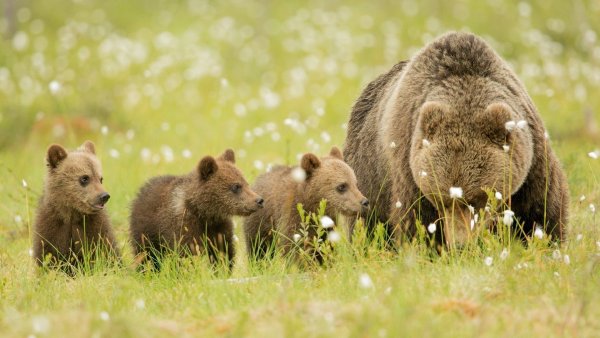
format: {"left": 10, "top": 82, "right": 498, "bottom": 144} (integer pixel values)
{"left": 301, "top": 147, "right": 369, "bottom": 217}
{"left": 196, "top": 149, "right": 264, "bottom": 217}
{"left": 409, "top": 101, "right": 534, "bottom": 246}
{"left": 46, "top": 141, "right": 110, "bottom": 214}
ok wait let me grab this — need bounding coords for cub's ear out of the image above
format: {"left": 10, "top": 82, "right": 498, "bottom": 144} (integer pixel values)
{"left": 329, "top": 146, "right": 343, "bottom": 160}
{"left": 80, "top": 140, "right": 96, "bottom": 154}
{"left": 47, "top": 144, "right": 68, "bottom": 169}
{"left": 198, "top": 156, "right": 218, "bottom": 181}
{"left": 300, "top": 153, "right": 321, "bottom": 178}
{"left": 479, "top": 102, "right": 514, "bottom": 144}
{"left": 218, "top": 149, "right": 235, "bottom": 164}
{"left": 418, "top": 101, "right": 449, "bottom": 138}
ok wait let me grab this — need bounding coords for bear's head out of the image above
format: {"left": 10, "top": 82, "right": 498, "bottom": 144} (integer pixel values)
{"left": 410, "top": 102, "right": 534, "bottom": 246}
{"left": 45, "top": 141, "right": 110, "bottom": 214}
{"left": 194, "top": 149, "right": 263, "bottom": 217}
{"left": 299, "top": 147, "right": 369, "bottom": 217}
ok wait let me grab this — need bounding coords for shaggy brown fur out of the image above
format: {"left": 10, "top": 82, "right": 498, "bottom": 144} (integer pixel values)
{"left": 243, "top": 147, "right": 368, "bottom": 262}
{"left": 32, "top": 141, "right": 120, "bottom": 271}
{"left": 129, "top": 149, "right": 263, "bottom": 271}
{"left": 344, "top": 32, "right": 569, "bottom": 247}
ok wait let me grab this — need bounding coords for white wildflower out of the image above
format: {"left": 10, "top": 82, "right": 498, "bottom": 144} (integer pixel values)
{"left": 182, "top": 149, "right": 192, "bottom": 159}
{"left": 579, "top": 195, "right": 586, "bottom": 202}
{"left": 135, "top": 299, "right": 145, "bottom": 310}
{"left": 293, "top": 234, "right": 301, "bottom": 242}
{"left": 470, "top": 219, "right": 475, "bottom": 230}
{"left": 101, "top": 125, "right": 109, "bottom": 135}
{"left": 534, "top": 227, "right": 544, "bottom": 239}
{"left": 31, "top": 315, "right": 50, "bottom": 333}
{"left": 253, "top": 160, "right": 264, "bottom": 170}
{"left": 544, "top": 131, "right": 550, "bottom": 139}
{"left": 505, "top": 120, "right": 516, "bottom": 131}
{"left": 467, "top": 205, "right": 475, "bottom": 214}
{"left": 389, "top": 141, "right": 397, "bottom": 148}
{"left": 474, "top": 214, "right": 479, "bottom": 223}
{"left": 502, "top": 144, "right": 510, "bottom": 152}
{"left": 516, "top": 120, "right": 527, "bottom": 129}
{"left": 233, "top": 235, "right": 239, "bottom": 243}
{"left": 495, "top": 191, "right": 503, "bottom": 200}
{"left": 484, "top": 206, "right": 491, "bottom": 213}
{"left": 328, "top": 231, "right": 341, "bottom": 243}
{"left": 358, "top": 273, "right": 374, "bottom": 289}
{"left": 576, "top": 233, "right": 583, "bottom": 241}
{"left": 28, "top": 248, "right": 33, "bottom": 257}
{"left": 596, "top": 241, "right": 600, "bottom": 250}
{"left": 500, "top": 248, "right": 509, "bottom": 260}
{"left": 590, "top": 204, "right": 596, "bottom": 214}
{"left": 588, "top": 150, "right": 600, "bottom": 159}
{"left": 554, "top": 271, "right": 560, "bottom": 278}
{"left": 484, "top": 256, "right": 493, "bottom": 266}
{"left": 502, "top": 210, "right": 515, "bottom": 226}
{"left": 395, "top": 200, "right": 402, "bottom": 209}
{"left": 109, "top": 149, "right": 120, "bottom": 159}
{"left": 320, "top": 216, "right": 334, "bottom": 229}
{"left": 552, "top": 249, "right": 561, "bottom": 260}
{"left": 14, "top": 214, "right": 22, "bottom": 223}
{"left": 563, "top": 254, "right": 570, "bottom": 265}
{"left": 419, "top": 170, "right": 427, "bottom": 178}
{"left": 22, "top": 179, "right": 28, "bottom": 188}
{"left": 99, "top": 311, "right": 110, "bottom": 321}
{"left": 291, "top": 167, "right": 306, "bottom": 183}
{"left": 422, "top": 139, "right": 430, "bottom": 147}
{"left": 449, "top": 187, "right": 463, "bottom": 199}
{"left": 48, "top": 80, "right": 61, "bottom": 94}
{"left": 427, "top": 223, "right": 436, "bottom": 233}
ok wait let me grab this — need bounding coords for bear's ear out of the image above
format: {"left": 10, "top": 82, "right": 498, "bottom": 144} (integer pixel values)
{"left": 218, "top": 149, "right": 235, "bottom": 164}
{"left": 329, "top": 146, "right": 343, "bottom": 160}
{"left": 47, "top": 144, "right": 68, "bottom": 169}
{"left": 480, "top": 102, "right": 513, "bottom": 144}
{"left": 418, "top": 101, "right": 449, "bottom": 138}
{"left": 301, "top": 153, "right": 321, "bottom": 178}
{"left": 198, "top": 156, "right": 218, "bottom": 181}
{"left": 80, "top": 140, "right": 96, "bottom": 154}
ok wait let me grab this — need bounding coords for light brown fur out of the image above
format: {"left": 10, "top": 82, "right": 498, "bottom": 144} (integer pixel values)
{"left": 243, "top": 147, "right": 368, "bottom": 262}
{"left": 32, "top": 141, "right": 120, "bottom": 271}
{"left": 344, "top": 32, "right": 569, "bottom": 247}
{"left": 129, "top": 149, "right": 263, "bottom": 271}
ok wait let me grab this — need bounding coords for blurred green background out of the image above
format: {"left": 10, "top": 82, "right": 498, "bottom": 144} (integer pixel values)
{"left": 1, "top": 0, "right": 599, "bottom": 240}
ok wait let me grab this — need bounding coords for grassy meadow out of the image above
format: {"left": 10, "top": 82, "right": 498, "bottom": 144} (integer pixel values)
{"left": 1, "top": 0, "right": 600, "bottom": 336}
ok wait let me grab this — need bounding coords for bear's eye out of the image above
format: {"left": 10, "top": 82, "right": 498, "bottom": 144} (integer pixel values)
{"left": 230, "top": 183, "right": 242, "bottom": 194}
{"left": 79, "top": 175, "right": 90, "bottom": 186}
{"left": 100, "top": 177, "right": 104, "bottom": 184}
{"left": 336, "top": 183, "right": 348, "bottom": 193}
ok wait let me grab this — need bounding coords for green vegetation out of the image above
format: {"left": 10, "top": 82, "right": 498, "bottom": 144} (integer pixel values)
{"left": 1, "top": 0, "right": 599, "bottom": 336}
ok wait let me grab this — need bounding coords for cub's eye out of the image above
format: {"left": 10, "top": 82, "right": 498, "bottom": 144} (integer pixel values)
{"left": 230, "top": 183, "right": 242, "bottom": 194}
{"left": 79, "top": 175, "right": 90, "bottom": 186}
{"left": 336, "top": 183, "right": 348, "bottom": 193}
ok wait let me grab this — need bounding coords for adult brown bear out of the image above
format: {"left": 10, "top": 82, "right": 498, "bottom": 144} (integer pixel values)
{"left": 343, "top": 32, "right": 568, "bottom": 248}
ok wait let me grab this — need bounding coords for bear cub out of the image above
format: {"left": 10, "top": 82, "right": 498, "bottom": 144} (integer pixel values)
{"left": 130, "top": 149, "right": 263, "bottom": 271}
{"left": 32, "top": 141, "right": 120, "bottom": 271}
{"left": 243, "top": 147, "right": 368, "bottom": 263}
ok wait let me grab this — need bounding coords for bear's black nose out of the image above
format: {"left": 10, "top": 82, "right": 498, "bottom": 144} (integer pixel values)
{"left": 256, "top": 197, "right": 264, "bottom": 208}
{"left": 99, "top": 192, "right": 110, "bottom": 204}
{"left": 361, "top": 199, "right": 369, "bottom": 208}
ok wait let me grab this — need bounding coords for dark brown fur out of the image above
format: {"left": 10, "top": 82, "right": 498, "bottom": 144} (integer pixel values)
{"left": 243, "top": 147, "right": 368, "bottom": 262}
{"left": 129, "top": 149, "right": 263, "bottom": 270}
{"left": 32, "top": 141, "right": 120, "bottom": 271}
{"left": 344, "top": 32, "right": 569, "bottom": 247}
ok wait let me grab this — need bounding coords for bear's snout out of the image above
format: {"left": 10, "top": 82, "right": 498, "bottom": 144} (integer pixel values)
{"left": 360, "top": 198, "right": 369, "bottom": 210}
{"left": 96, "top": 192, "right": 110, "bottom": 208}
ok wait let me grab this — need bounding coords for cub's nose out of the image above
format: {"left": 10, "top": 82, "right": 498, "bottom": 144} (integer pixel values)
{"left": 256, "top": 197, "right": 264, "bottom": 208}
{"left": 360, "top": 198, "right": 369, "bottom": 209}
{"left": 99, "top": 192, "right": 110, "bottom": 204}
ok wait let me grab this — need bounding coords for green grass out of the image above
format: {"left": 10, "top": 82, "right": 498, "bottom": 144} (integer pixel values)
{"left": 1, "top": 0, "right": 600, "bottom": 336}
